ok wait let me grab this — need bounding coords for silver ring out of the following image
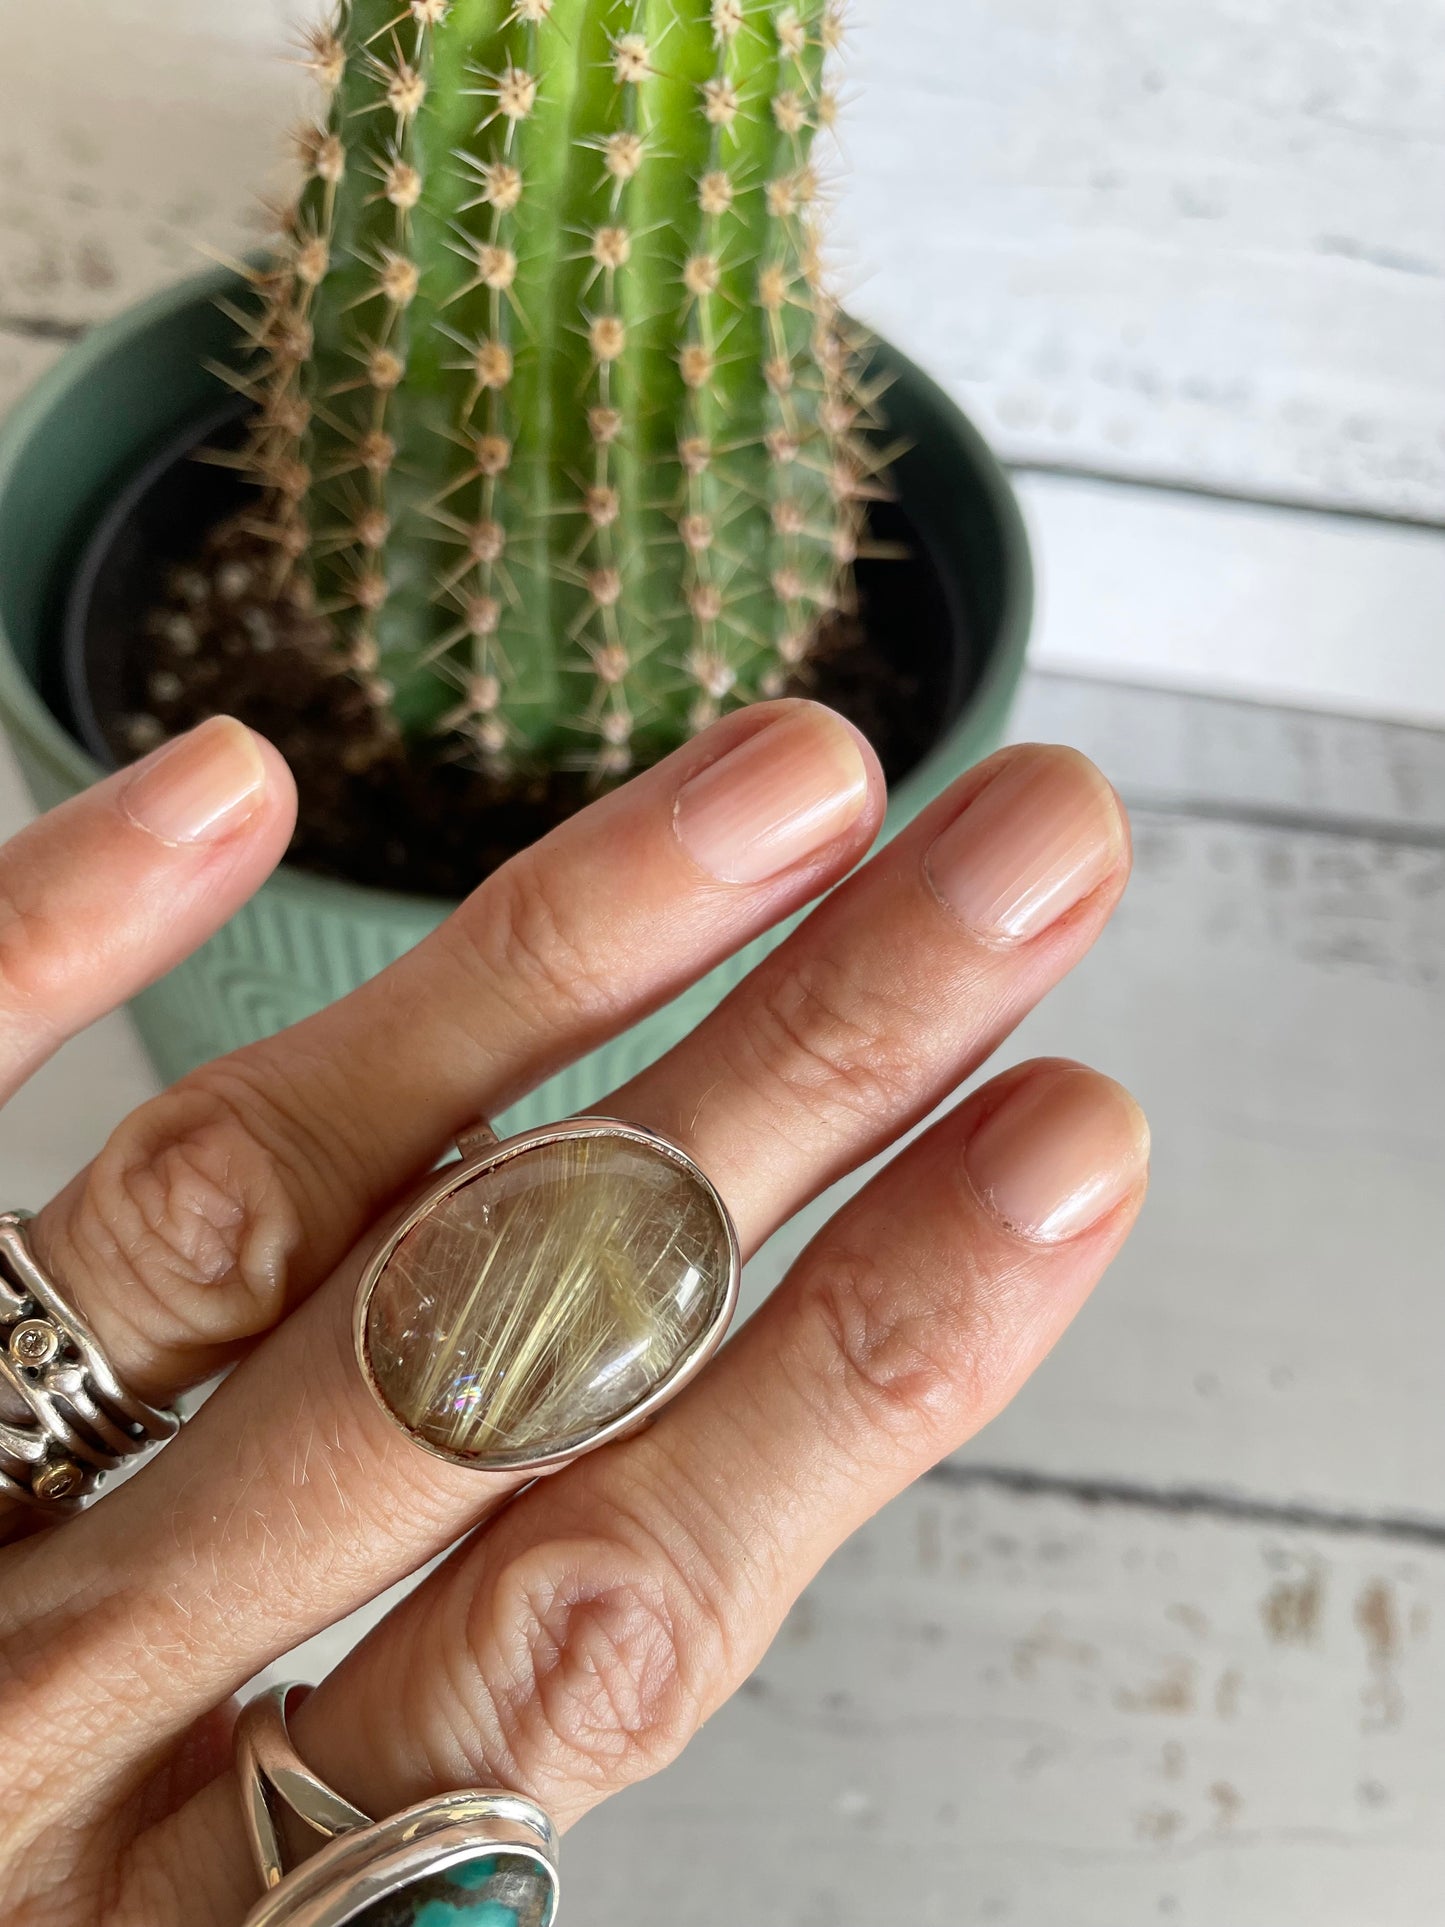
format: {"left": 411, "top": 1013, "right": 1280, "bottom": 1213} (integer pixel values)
{"left": 354, "top": 1117, "right": 741, "bottom": 1475}
{"left": 237, "top": 1684, "right": 560, "bottom": 1927}
{"left": 0, "top": 1211, "right": 179, "bottom": 1513}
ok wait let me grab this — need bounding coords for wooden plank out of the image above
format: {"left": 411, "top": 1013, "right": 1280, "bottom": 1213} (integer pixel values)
{"left": 1016, "top": 475, "right": 1445, "bottom": 728}
{"left": 841, "top": 0, "right": 1445, "bottom": 523}
{"left": 1012, "top": 675, "right": 1445, "bottom": 839}
{"left": 1, "top": 0, "right": 1441, "bottom": 519}
{"left": 273, "top": 1438, "right": 1445, "bottom": 1924}
{"left": 558, "top": 1477, "right": 1445, "bottom": 1927}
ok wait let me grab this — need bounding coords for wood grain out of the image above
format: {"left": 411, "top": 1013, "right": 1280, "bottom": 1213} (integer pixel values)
{"left": 0, "top": 0, "right": 301, "bottom": 327}
{"left": 1011, "top": 678, "right": 1445, "bottom": 838}
{"left": 563, "top": 1477, "right": 1445, "bottom": 1926}
{"left": 841, "top": 0, "right": 1445, "bottom": 522}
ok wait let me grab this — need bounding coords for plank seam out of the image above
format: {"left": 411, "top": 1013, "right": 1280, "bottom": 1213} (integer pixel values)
{"left": 1128, "top": 794, "right": 1445, "bottom": 852}
{"left": 928, "top": 1462, "right": 1445, "bottom": 1550}
{"left": 1011, "top": 459, "right": 1445, "bottom": 535}
{"left": 0, "top": 315, "right": 88, "bottom": 345}
{"left": 1030, "top": 666, "right": 1445, "bottom": 745}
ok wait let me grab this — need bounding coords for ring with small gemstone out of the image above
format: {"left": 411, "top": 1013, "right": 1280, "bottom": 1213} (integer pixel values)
{"left": 0, "top": 1210, "right": 179, "bottom": 1513}
{"left": 353, "top": 1117, "right": 741, "bottom": 1475}
{"left": 237, "top": 1683, "right": 560, "bottom": 1927}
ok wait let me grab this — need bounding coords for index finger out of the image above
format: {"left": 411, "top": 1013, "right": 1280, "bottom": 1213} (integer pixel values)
{"left": 0, "top": 718, "right": 295, "bottom": 1102}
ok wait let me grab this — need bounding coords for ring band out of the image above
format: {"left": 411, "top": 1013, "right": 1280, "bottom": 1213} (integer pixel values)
{"left": 354, "top": 1117, "right": 740, "bottom": 1475}
{"left": 237, "top": 1684, "right": 560, "bottom": 1927}
{"left": 0, "top": 1211, "right": 178, "bottom": 1512}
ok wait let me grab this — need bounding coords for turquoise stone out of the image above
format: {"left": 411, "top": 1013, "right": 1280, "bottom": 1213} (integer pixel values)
{"left": 350, "top": 1852, "right": 556, "bottom": 1927}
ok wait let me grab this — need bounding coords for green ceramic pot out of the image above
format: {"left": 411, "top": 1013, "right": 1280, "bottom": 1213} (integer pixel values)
{"left": 0, "top": 268, "right": 1031, "bottom": 1127}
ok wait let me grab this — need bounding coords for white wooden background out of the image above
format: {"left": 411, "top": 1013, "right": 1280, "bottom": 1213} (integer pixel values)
{"left": 3, "top": 4, "right": 1445, "bottom": 1922}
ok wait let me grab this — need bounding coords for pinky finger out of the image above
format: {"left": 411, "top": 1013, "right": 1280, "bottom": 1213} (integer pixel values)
{"left": 0, "top": 717, "right": 295, "bottom": 1100}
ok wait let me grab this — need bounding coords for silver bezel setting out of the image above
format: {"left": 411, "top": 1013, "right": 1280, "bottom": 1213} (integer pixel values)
{"left": 352, "top": 1116, "right": 742, "bottom": 1477}
{"left": 239, "top": 1687, "right": 560, "bottom": 1927}
{"left": 241, "top": 1801, "right": 560, "bottom": 1927}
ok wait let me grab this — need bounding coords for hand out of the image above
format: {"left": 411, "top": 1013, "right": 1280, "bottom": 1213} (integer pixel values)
{"left": 0, "top": 703, "right": 1146, "bottom": 1925}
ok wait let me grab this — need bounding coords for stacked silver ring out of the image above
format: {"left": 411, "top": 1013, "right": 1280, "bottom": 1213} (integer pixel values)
{"left": 0, "top": 1211, "right": 178, "bottom": 1513}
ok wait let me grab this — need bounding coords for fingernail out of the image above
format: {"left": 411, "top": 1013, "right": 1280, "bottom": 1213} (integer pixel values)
{"left": 965, "top": 1066, "right": 1150, "bottom": 1243}
{"left": 925, "top": 746, "right": 1123, "bottom": 941}
{"left": 121, "top": 717, "right": 269, "bottom": 845}
{"left": 674, "top": 707, "right": 870, "bottom": 885}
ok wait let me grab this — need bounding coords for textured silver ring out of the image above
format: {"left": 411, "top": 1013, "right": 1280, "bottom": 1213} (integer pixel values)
{"left": 0, "top": 1210, "right": 179, "bottom": 1513}
{"left": 237, "top": 1683, "right": 560, "bottom": 1927}
{"left": 354, "top": 1117, "right": 741, "bottom": 1475}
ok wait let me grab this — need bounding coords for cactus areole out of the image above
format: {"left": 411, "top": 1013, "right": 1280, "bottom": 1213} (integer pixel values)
{"left": 233, "top": 0, "right": 876, "bottom": 785}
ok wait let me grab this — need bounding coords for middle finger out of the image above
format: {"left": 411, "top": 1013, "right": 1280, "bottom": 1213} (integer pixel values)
{"left": 613, "top": 740, "right": 1127, "bottom": 1251}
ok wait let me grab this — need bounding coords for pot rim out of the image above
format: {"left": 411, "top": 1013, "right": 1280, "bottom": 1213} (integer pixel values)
{"left": 0, "top": 266, "right": 1033, "bottom": 920}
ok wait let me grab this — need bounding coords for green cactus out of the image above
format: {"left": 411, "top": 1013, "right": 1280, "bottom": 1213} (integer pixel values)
{"left": 237, "top": 0, "right": 872, "bottom": 781}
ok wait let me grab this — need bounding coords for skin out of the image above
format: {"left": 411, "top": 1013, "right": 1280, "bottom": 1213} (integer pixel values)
{"left": 0, "top": 702, "right": 1146, "bottom": 1926}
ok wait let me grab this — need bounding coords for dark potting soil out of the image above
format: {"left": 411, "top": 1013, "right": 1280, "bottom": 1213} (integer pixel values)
{"left": 102, "top": 521, "right": 947, "bottom": 903}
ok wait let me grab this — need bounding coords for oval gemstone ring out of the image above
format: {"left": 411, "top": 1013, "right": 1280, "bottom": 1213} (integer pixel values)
{"left": 354, "top": 1118, "right": 741, "bottom": 1475}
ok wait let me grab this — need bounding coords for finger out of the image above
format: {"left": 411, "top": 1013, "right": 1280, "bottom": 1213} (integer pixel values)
{"left": 118, "top": 1061, "right": 1148, "bottom": 1919}
{"left": 608, "top": 741, "right": 1129, "bottom": 1250}
{"left": 27, "top": 702, "right": 882, "bottom": 1401}
{"left": 0, "top": 717, "right": 294, "bottom": 1101}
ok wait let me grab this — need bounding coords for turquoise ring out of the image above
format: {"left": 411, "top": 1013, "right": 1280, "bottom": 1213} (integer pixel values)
{"left": 237, "top": 1685, "right": 560, "bottom": 1927}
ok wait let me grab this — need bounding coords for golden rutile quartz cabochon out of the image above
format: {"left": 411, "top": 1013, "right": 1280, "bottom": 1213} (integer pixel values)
{"left": 361, "top": 1131, "right": 734, "bottom": 1470}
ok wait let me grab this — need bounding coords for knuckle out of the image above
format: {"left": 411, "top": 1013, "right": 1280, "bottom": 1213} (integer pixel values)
{"left": 801, "top": 1234, "right": 997, "bottom": 1451}
{"left": 37, "top": 1077, "right": 303, "bottom": 1357}
{"left": 0, "top": 868, "right": 68, "bottom": 1027}
{"left": 453, "top": 848, "right": 623, "bottom": 1035}
{"left": 472, "top": 1535, "right": 727, "bottom": 1795}
{"left": 737, "top": 954, "right": 928, "bottom": 1137}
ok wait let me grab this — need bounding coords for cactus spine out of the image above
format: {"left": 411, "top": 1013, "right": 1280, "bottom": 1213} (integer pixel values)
{"left": 243, "top": 0, "right": 868, "bottom": 779}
